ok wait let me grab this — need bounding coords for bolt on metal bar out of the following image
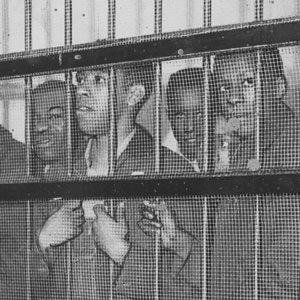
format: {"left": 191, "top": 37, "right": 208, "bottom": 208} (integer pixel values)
{"left": 64, "top": 1, "right": 73, "bottom": 299}
{"left": 108, "top": 0, "right": 116, "bottom": 39}
{"left": 25, "top": 1, "right": 32, "bottom": 299}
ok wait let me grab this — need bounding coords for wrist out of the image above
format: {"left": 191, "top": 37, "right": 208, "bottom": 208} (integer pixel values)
{"left": 173, "top": 230, "right": 193, "bottom": 260}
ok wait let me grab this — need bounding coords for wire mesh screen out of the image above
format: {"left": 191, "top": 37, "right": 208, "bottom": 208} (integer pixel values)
{"left": 1, "top": 194, "right": 300, "bottom": 299}
{"left": 1, "top": 46, "right": 300, "bottom": 182}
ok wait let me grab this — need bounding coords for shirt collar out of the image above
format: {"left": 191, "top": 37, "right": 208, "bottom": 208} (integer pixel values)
{"left": 85, "top": 128, "right": 137, "bottom": 177}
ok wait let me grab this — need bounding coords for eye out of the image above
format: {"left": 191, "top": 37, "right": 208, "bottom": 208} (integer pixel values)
{"left": 95, "top": 75, "right": 106, "bottom": 84}
{"left": 242, "top": 77, "right": 254, "bottom": 87}
{"left": 220, "top": 85, "right": 230, "bottom": 93}
{"left": 49, "top": 113, "right": 62, "bottom": 120}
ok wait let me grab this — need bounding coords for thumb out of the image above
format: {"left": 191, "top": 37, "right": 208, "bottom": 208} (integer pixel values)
{"left": 116, "top": 201, "right": 126, "bottom": 223}
{"left": 93, "top": 204, "right": 106, "bottom": 217}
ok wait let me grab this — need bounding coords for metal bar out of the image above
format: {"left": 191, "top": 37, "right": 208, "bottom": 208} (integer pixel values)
{"left": 2, "top": 173, "right": 300, "bottom": 200}
{"left": 1, "top": 18, "right": 300, "bottom": 78}
{"left": 64, "top": 2, "right": 73, "bottom": 299}
{"left": 1, "top": 0, "right": 9, "bottom": 128}
{"left": 108, "top": 66, "right": 117, "bottom": 300}
{"left": 107, "top": 1, "right": 116, "bottom": 297}
{"left": 108, "top": 0, "right": 116, "bottom": 39}
{"left": 25, "top": 1, "right": 32, "bottom": 299}
{"left": 154, "top": 0, "right": 162, "bottom": 34}
{"left": 203, "top": 0, "right": 212, "bottom": 28}
{"left": 254, "top": 50, "right": 262, "bottom": 300}
{"left": 202, "top": 56, "right": 210, "bottom": 300}
{"left": 154, "top": 62, "right": 162, "bottom": 174}
{"left": 255, "top": 0, "right": 264, "bottom": 21}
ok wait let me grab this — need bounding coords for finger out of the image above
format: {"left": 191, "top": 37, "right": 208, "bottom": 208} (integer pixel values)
{"left": 116, "top": 201, "right": 125, "bottom": 223}
{"left": 138, "top": 219, "right": 159, "bottom": 236}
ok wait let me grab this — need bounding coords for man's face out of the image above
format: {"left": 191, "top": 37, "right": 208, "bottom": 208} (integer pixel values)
{"left": 32, "top": 88, "right": 67, "bottom": 164}
{"left": 214, "top": 53, "right": 256, "bottom": 137}
{"left": 168, "top": 87, "right": 204, "bottom": 162}
{"left": 76, "top": 70, "right": 110, "bottom": 136}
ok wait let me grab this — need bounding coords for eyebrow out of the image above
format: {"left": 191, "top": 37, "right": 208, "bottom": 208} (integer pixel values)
{"left": 49, "top": 106, "right": 64, "bottom": 112}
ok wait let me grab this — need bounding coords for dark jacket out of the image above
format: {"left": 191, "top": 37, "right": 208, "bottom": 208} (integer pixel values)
{"left": 52, "top": 125, "right": 201, "bottom": 300}
{"left": 212, "top": 105, "right": 300, "bottom": 300}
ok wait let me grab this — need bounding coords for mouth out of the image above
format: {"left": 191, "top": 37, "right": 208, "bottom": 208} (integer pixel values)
{"left": 35, "top": 138, "right": 52, "bottom": 148}
{"left": 76, "top": 105, "right": 94, "bottom": 112}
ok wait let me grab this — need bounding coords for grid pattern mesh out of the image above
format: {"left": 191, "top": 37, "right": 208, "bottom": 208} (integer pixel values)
{"left": 1, "top": 1, "right": 300, "bottom": 300}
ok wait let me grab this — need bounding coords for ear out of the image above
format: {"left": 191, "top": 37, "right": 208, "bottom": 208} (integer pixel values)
{"left": 275, "top": 76, "right": 287, "bottom": 100}
{"left": 126, "top": 84, "right": 146, "bottom": 107}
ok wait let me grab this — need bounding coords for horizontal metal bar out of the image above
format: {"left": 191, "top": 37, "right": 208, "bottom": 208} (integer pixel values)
{"left": 0, "top": 17, "right": 300, "bottom": 78}
{"left": 0, "top": 172, "right": 300, "bottom": 200}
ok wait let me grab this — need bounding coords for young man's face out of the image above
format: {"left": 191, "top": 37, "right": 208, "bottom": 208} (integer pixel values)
{"left": 168, "top": 87, "right": 204, "bottom": 162}
{"left": 214, "top": 52, "right": 257, "bottom": 137}
{"left": 76, "top": 70, "right": 110, "bottom": 136}
{"left": 32, "top": 88, "right": 67, "bottom": 164}
{"left": 76, "top": 69, "right": 129, "bottom": 137}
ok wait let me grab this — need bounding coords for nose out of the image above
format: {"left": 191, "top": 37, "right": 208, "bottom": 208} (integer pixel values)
{"left": 184, "top": 115, "right": 194, "bottom": 133}
{"left": 77, "top": 88, "right": 90, "bottom": 98}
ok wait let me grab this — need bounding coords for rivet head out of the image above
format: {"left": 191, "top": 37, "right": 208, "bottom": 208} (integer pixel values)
{"left": 74, "top": 54, "right": 82, "bottom": 60}
{"left": 178, "top": 49, "right": 184, "bottom": 56}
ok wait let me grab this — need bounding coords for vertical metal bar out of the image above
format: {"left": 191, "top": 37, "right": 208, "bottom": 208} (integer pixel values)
{"left": 108, "top": 68, "right": 118, "bottom": 177}
{"left": 296, "top": 0, "right": 300, "bottom": 16}
{"left": 108, "top": 0, "right": 116, "bottom": 39}
{"left": 108, "top": 2, "right": 117, "bottom": 299}
{"left": 108, "top": 67, "right": 117, "bottom": 300}
{"left": 154, "top": 0, "right": 162, "bottom": 34}
{"left": 154, "top": 3, "right": 162, "bottom": 300}
{"left": 2, "top": 0, "right": 9, "bottom": 127}
{"left": 136, "top": 0, "right": 142, "bottom": 36}
{"left": 154, "top": 63, "right": 162, "bottom": 174}
{"left": 203, "top": 4, "right": 211, "bottom": 300}
{"left": 202, "top": 56, "right": 210, "bottom": 300}
{"left": 254, "top": 50, "right": 262, "bottom": 300}
{"left": 64, "top": 1, "right": 73, "bottom": 300}
{"left": 203, "top": 0, "right": 212, "bottom": 28}
{"left": 25, "top": 1, "right": 32, "bottom": 300}
{"left": 255, "top": 0, "right": 264, "bottom": 21}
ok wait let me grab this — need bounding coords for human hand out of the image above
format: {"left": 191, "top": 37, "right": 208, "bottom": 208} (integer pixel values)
{"left": 38, "top": 200, "right": 85, "bottom": 251}
{"left": 138, "top": 201, "right": 192, "bottom": 259}
{"left": 92, "top": 202, "right": 129, "bottom": 265}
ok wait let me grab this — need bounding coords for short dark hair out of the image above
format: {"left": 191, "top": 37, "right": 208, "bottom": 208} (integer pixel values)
{"left": 166, "top": 67, "right": 205, "bottom": 112}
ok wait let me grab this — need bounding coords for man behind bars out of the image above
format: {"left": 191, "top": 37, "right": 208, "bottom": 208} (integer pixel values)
{"left": 211, "top": 48, "right": 300, "bottom": 299}
{"left": 38, "top": 62, "right": 201, "bottom": 299}
{"left": 135, "top": 67, "right": 207, "bottom": 299}
{"left": 1, "top": 80, "right": 85, "bottom": 299}
{"left": 166, "top": 67, "right": 206, "bottom": 172}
